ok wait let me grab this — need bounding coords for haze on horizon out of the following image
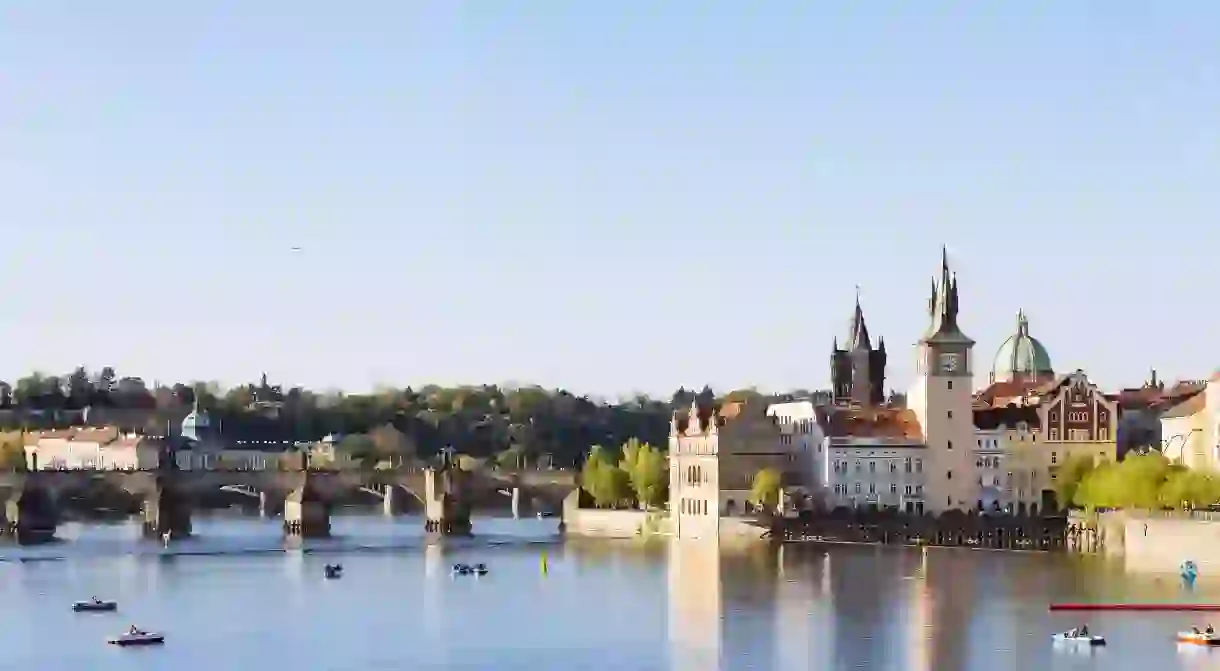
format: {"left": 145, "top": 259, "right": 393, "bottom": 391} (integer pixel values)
{"left": 2, "top": 2, "right": 1217, "bottom": 398}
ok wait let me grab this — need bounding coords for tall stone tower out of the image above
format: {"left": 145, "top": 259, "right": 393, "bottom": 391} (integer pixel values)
{"left": 831, "top": 292, "right": 887, "bottom": 406}
{"left": 908, "top": 248, "right": 976, "bottom": 513}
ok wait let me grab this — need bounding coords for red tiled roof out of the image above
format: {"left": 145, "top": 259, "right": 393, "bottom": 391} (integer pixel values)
{"left": 973, "top": 379, "right": 1053, "bottom": 408}
{"left": 818, "top": 406, "right": 923, "bottom": 440}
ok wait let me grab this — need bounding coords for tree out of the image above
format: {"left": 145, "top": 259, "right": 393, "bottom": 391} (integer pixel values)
{"left": 1053, "top": 453, "right": 1097, "bottom": 510}
{"left": 618, "top": 439, "right": 667, "bottom": 509}
{"left": 0, "top": 431, "right": 26, "bottom": 471}
{"left": 495, "top": 444, "right": 526, "bottom": 470}
{"left": 748, "top": 468, "right": 782, "bottom": 512}
{"left": 336, "top": 434, "right": 375, "bottom": 461}
{"left": 582, "top": 445, "right": 630, "bottom": 508}
{"left": 368, "top": 423, "right": 415, "bottom": 467}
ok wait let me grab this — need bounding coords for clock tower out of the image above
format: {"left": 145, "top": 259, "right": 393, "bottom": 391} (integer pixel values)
{"left": 909, "top": 247, "right": 976, "bottom": 513}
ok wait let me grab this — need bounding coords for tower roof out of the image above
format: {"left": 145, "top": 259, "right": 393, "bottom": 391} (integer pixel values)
{"left": 922, "top": 246, "right": 974, "bottom": 346}
{"left": 847, "top": 288, "right": 871, "bottom": 350}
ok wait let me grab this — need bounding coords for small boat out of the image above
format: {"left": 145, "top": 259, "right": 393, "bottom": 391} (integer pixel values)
{"left": 1176, "top": 631, "right": 1220, "bottom": 645}
{"left": 472, "top": 563, "right": 488, "bottom": 576}
{"left": 74, "top": 600, "right": 117, "bottom": 613}
{"left": 451, "top": 563, "right": 472, "bottom": 575}
{"left": 324, "top": 564, "right": 343, "bottom": 579}
{"left": 108, "top": 631, "right": 165, "bottom": 646}
{"left": 1052, "top": 632, "right": 1106, "bottom": 646}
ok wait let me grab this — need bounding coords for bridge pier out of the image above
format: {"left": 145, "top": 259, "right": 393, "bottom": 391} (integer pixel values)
{"left": 383, "top": 485, "right": 396, "bottom": 517}
{"left": 142, "top": 478, "right": 192, "bottom": 540}
{"left": 423, "top": 468, "right": 471, "bottom": 536}
{"left": 283, "top": 473, "right": 330, "bottom": 538}
{"left": 2, "top": 478, "right": 58, "bottom": 544}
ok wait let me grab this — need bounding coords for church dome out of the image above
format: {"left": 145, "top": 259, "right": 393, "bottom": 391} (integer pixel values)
{"left": 991, "top": 311, "right": 1054, "bottom": 384}
{"left": 180, "top": 401, "right": 211, "bottom": 443}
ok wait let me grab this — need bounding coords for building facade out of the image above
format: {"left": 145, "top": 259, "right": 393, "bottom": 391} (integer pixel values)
{"left": 23, "top": 427, "right": 160, "bottom": 471}
{"left": 1159, "top": 373, "right": 1220, "bottom": 471}
{"left": 668, "top": 400, "right": 807, "bottom": 539}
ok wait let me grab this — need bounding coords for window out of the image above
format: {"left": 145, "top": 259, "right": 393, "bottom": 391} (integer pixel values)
{"left": 905, "top": 485, "right": 913, "bottom": 495}
{"left": 1049, "top": 429, "right": 1059, "bottom": 441}
{"left": 1099, "top": 428, "right": 1109, "bottom": 441}
{"left": 947, "top": 496, "right": 952, "bottom": 506}
{"left": 948, "top": 381, "right": 954, "bottom": 390}
{"left": 855, "top": 460, "right": 862, "bottom": 472}
{"left": 947, "top": 470, "right": 953, "bottom": 480}
{"left": 890, "top": 462, "right": 897, "bottom": 473}
{"left": 947, "top": 440, "right": 953, "bottom": 450}
{"left": 869, "top": 483, "right": 876, "bottom": 494}
{"left": 891, "top": 483, "right": 898, "bottom": 494}
{"left": 915, "top": 459, "right": 923, "bottom": 473}
{"left": 1051, "top": 452, "right": 1057, "bottom": 465}
{"left": 869, "top": 461, "right": 876, "bottom": 473}
{"left": 905, "top": 458, "right": 913, "bottom": 473}
{"left": 948, "top": 410, "right": 953, "bottom": 418}
{"left": 855, "top": 482, "right": 862, "bottom": 494}
{"left": 976, "top": 459, "right": 983, "bottom": 468}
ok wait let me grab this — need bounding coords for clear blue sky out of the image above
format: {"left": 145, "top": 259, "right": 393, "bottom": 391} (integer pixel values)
{"left": 2, "top": 2, "right": 1217, "bottom": 397}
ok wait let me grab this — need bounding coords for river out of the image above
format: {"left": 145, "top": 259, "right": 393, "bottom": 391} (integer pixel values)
{"left": 1, "top": 513, "right": 1219, "bottom": 670}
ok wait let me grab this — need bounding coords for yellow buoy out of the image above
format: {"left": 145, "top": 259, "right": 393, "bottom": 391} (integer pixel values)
{"left": 540, "top": 551, "right": 549, "bottom": 574}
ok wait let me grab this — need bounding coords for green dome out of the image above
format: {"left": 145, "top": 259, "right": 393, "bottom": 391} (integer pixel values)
{"left": 991, "top": 311, "right": 1054, "bottom": 383}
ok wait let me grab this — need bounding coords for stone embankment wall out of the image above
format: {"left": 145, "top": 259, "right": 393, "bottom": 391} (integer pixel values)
{"left": 559, "top": 492, "right": 768, "bottom": 542}
{"left": 1070, "top": 510, "right": 1220, "bottom": 575}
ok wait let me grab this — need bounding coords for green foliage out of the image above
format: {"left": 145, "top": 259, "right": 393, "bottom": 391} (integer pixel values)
{"left": 1070, "top": 452, "right": 1220, "bottom": 511}
{"left": 618, "top": 439, "right": 668, "bottom": 509}
{"left": 1052, "top": 453, "right": 1097, "bottom": 509}
{"left": 748, "top": 468, "right": 782, "bottom": 511}
{"left": 581, "top": 445, "right": 631, "bottom": 508}
{"left": 494, "top": 444, "right": 526, "bottom": 470}
{"left": 0, "top": 431, "right": 27, "bottom": 471}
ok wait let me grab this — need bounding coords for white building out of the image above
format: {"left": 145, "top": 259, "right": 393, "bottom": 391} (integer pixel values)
{"left": 818, "top": 407, "right": 929, "bottom": 512}
{"left": 766, "top": 399, "right": 825, "bottom": 493}
{"left": 1160, "top": 374, "right": 1220, "bottom": 471}
{"left": 24, "top": 427, "right": 159, "bottom": 471}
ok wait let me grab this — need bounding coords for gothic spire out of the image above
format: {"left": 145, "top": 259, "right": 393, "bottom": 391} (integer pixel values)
{"left": 847, "top": 288, "right": 871, "bottom": 350}
{"left": 923, "top": 246, "right": 972, "bottom": 344}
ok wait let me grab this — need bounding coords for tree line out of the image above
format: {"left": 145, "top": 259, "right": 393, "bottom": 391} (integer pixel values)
{"left": 1055, "top": 452, "right": 1220, "bottom": 511}
{"left": 0, "top": 366, "right": 808, "bottom": 468}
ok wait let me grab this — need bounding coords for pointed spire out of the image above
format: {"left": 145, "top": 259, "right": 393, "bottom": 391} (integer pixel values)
{"left": 1017, "top": 309, "right": 1029, "bottom": 335}
{"left": 922, "top": 246, "right": 971, "bottom": 344}
{"left": 832, "top": 336, "right": 839, "bottom": 352}
{"left": 685, "top": 399, "right": 702, "bottom": 435}
{"left": 669, "top": 410, "right": 679, "bottom": 436}
{"left": 848, "top": 288, "right": 871, "bottom": 350}
{"left": 878, "top": 335, "right": 886, "bottom": 352}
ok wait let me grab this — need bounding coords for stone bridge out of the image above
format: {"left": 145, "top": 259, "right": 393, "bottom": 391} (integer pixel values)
{"left": 0, "top": 466, "right": 579, "bottom": 544}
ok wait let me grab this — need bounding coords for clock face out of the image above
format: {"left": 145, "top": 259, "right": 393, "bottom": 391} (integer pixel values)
{"left": 939, "top": 352, "right": 960, "bottom": 373}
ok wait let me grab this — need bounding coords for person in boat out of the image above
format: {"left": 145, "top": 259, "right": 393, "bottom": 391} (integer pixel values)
{"left": 1192, "top": 626, "right": 1202, "bottom": 635}
{"left": 128, "top": 625, "right": 141, "bottom": 635}
{"left": 1207, "top": 624, "right": 1215, "bottom": 635}
{"left": 93, "top": 596, "right": 102, "bottom": 604}
{"left": 1079, "top": 625, "right": 1089, "bottom": 636}
{"left": 1066, "top": 627, "right": 1078, "bottom": 637}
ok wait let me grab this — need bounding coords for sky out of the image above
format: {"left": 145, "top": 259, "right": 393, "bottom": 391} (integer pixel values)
{"left": 2, "top": 2, "right": 1218, "bottom": 398}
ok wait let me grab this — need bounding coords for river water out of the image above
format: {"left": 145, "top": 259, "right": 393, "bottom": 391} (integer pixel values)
{"left": 2, "top": 513, "right": 1220, "bottom": 670}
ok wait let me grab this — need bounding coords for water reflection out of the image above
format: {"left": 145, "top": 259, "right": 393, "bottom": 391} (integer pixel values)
{"left": 667, "top": 539, "right": 721, "bottom": 671}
